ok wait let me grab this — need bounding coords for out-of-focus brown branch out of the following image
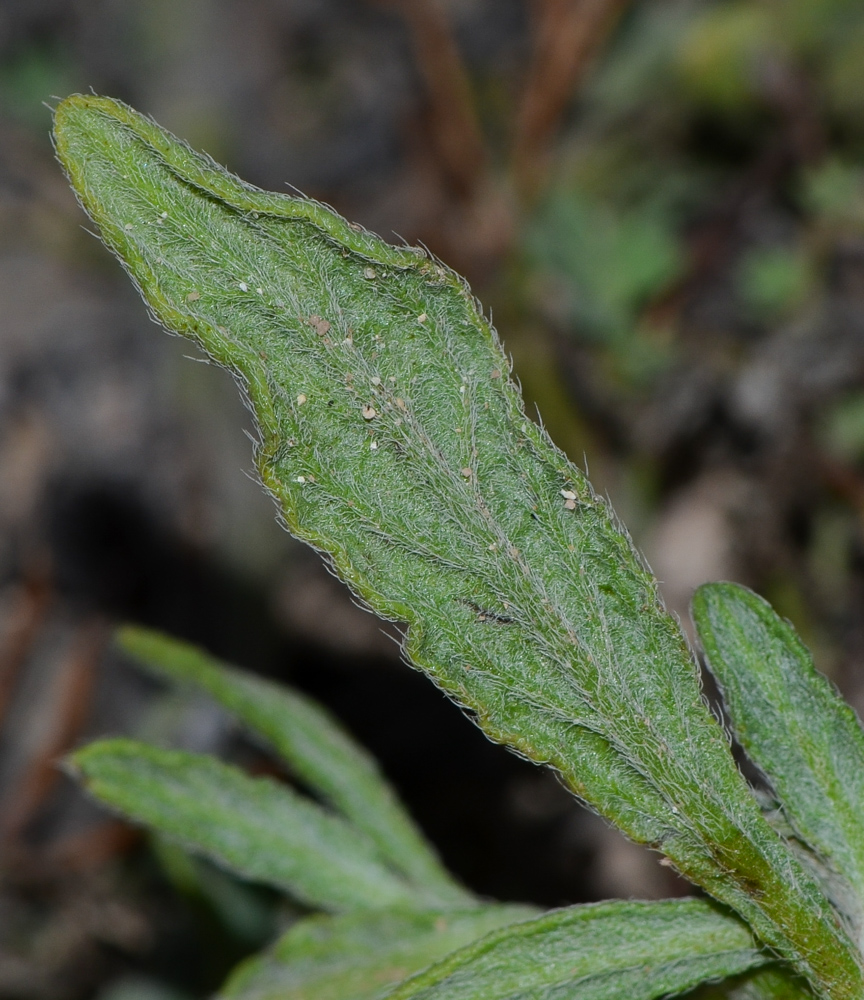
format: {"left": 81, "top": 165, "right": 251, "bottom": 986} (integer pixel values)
{"left": 819, "top": 454, "right": 864, "bottom": 518}
{"left": 0, "top": 571, "right": 52, "bottom": 729}
{"left": 513, "top": 0, "right": 631, "bottom": 199}
{"left": 1, "top": 619, "right": 107, "bottom": 844}
{"left": 759, "top": 57, "right": 826, "bottom": 168}
{"left": 48, "top": 821, "right": 141, "bottom": 874}
{"left": 369, "top": 0, "right": 632, "bottom": 275}
{"left": 376, "top": 0, "right": 488, "bottom": 200}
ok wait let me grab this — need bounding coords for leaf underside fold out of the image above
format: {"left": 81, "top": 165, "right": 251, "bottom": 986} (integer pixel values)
{"left": 53, "top": 95, "right": 863, "bottom": 998}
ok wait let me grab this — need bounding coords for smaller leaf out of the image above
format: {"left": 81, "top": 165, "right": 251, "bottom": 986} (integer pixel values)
{"left": 117, "top": 626, "right": 469, "bottom": 906}
{"left": 70, "top": 739, "right": 433, "bottom": 912}
{"left": 383, "top": 898, "right": 767, "bottom": 1000}
{"left": 692, "top": 583, "right": 864, "bottom": 925}
{"left": 222, "top": 906, "right": 535, "bottom": 1000}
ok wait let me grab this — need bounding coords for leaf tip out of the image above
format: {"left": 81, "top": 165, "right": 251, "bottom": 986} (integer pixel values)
{"left": 114, "top": 623, "right": 160, "bottom": 660}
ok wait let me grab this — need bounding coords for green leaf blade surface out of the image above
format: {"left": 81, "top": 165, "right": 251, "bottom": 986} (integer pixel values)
{"left": 693, "top": 582, "right": 864, "bottom": 942}
{"left": 117, "top": 626, "right": 469, "bottom": 907}
{"left": 383, "top": 898, "right": 766, "bottom": 1000}
{"left": 53, "top": 94, "right": 864, "bottom": 998}
{"left": 70, "top": 738, "right": 430, "bottom": 912}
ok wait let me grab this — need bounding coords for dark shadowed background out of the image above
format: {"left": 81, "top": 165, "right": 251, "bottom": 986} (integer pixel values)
{"left": 3, "top": 1, "right": 864, "bottom": 997}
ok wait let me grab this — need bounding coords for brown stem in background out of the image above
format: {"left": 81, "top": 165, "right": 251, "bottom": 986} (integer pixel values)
{"left": 759, "top": 57, "right": 826, "bottom": 168}
{"left": 514, "top": 0, "right": 631, "bottom": 200}
{"left": 376, "top": 0, "right": 488, "bottom": 200}
{"left": 1, "top": 619, "right": 107, "bottom": 844}
{"left": 819, "top": 454, "right": 864, "bottom": 517}
{"left": 0, "top": 569, "right": 52, "bottom": 730}
{"left": 367, "top": 0, "right": 633, "bottom": 275}
{"left": 48, "top": 821, "right": 141, "bottom": 874}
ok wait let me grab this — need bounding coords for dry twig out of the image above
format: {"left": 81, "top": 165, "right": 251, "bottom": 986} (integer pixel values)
{"left": 1, "top": 618, "right": 107, "bottom": 843}
{"left": 376, "top": 0, "right": 488, "bottom": 199}
{"left": 0, "top": 571, "right": 52, "bottom": 729}
{"left": 513, "top": 0, "right": 630, "bottom": 197}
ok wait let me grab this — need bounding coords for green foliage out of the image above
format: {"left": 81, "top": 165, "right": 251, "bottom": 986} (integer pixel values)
{"left": 116, "top": 627, "right": 467, "bottom": 904}
{"left": 523, "top": 0, "right": 864, "bottom": 424}
{"left": 52, "top": 94, "right": 864, "bottom": 1000}
{"left": 529, "top": 189, "right": 681, "bottom": 337}
{"left": 222, "top": 908, "right": 536, "bottom": 1000}
{"left": 380, "top": 899, "right": 764, "bottom": 1000}
{"left": 818, "top": 393, "right": 864, "bottom": 463}
{"left": 71, "top": 739, "right": 446, "bottom": 912}
{"left": 0, "top": 40, "right": 77, "bottom": 129}
{"left": 737, "top": 246, "right": 813, "bottom": 321}
{"left": 527, "top": 188, "right": 680, "bottom": 384}
{"left": 693, "top": 583, "right": 864, "bottom": 946}
{"left": 803, "top": 161, "right": 864, "bottom": 230}
{"left": 675, "top": 4, "right": 771, "bottom": 112}
{"left": 152, "top": 836, "right": 277, "bottom": 945}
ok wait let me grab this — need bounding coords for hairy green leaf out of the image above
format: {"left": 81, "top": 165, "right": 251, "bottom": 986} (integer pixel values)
{"left": 693, "top": 582, "right": 864, "bottom": 941}
{"left": 222, "top": 906, "right": 535, "bottom": 1000}
{"left": 70, "top": 739, "right": 438, "bottom": 912}
{"left": 117, "top": 626, "right": 469, "bottom": 906}
{"left": 53, "top": 94, "right": 863, "bottom": 997}
{"left": 381, "top": 898, "right": 766, "bottom": 1000}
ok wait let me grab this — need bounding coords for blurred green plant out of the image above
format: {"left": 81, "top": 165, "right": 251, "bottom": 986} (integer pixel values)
{"left": 818, "top": 393, "right": 864, "bottom": 463}
{"left": 527, "top": 187, "right": 681, "bottom": 384}
{"left": 0, "top": 40, "right": 77, "bottom": 129}
{"left": 522, "top": 0, "right": 864, "bottom": 414}
{"left": 53, "top": 93, "right": 864, "bottom": 1000}
{"left": 738, "top": 244, "right": 814, "bottom": 320}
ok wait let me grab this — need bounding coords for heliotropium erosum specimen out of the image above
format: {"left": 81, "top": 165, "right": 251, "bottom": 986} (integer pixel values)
{"left": 54, "top": 95, "right": 864, "bottom": 999}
